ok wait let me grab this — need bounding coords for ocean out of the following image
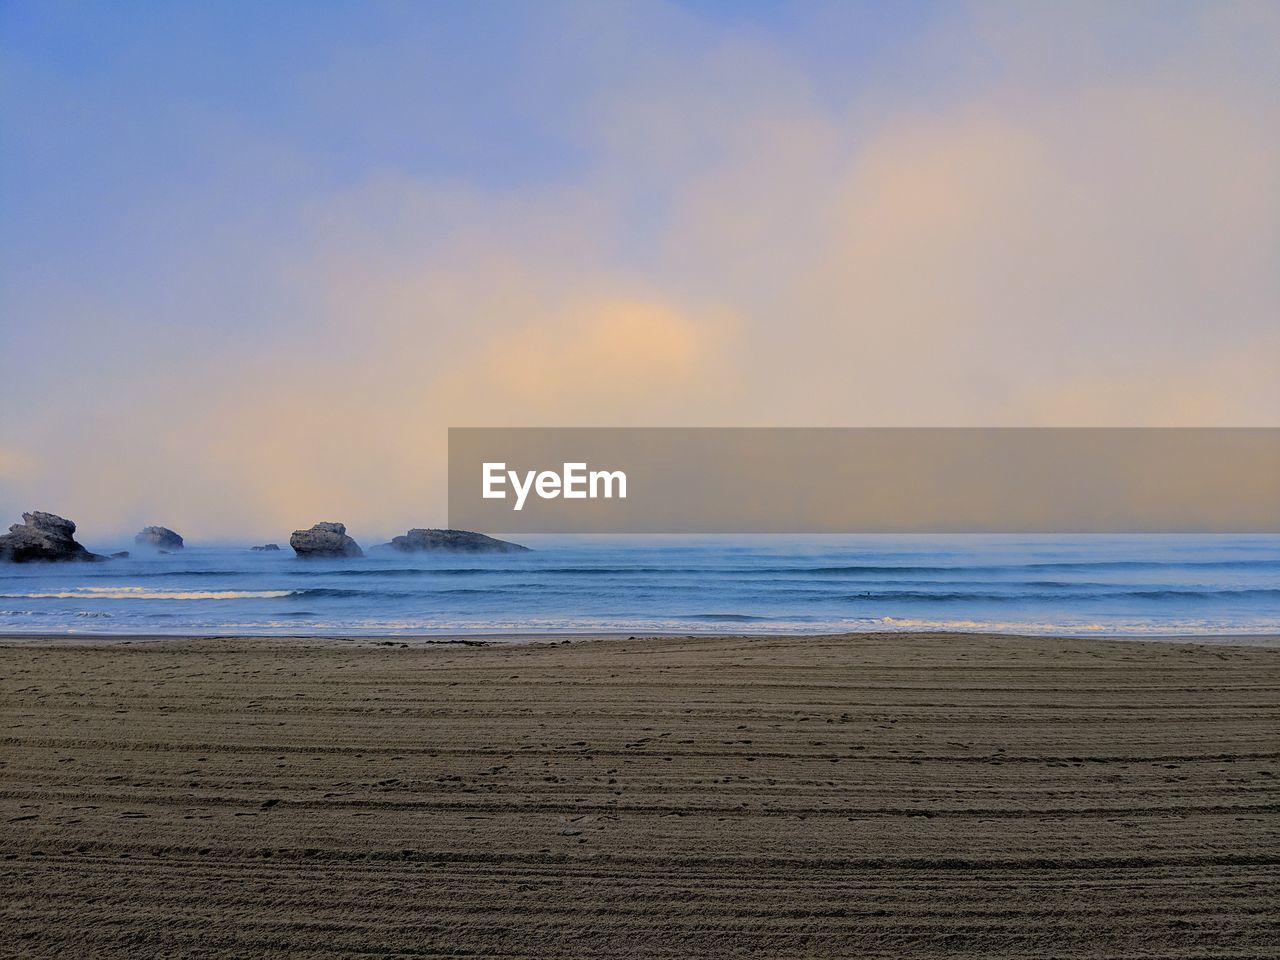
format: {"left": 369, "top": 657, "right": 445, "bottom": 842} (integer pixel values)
{"left": 1, "top": 535, "right": 1277, "bottom": 639}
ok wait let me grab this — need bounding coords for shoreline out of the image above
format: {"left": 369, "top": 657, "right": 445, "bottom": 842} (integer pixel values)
{"left": 3, "top": 628, "right": 1280, "bottom": 648}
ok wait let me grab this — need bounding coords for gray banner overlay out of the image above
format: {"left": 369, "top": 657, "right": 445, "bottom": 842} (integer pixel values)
{"left": 448, "top": 428, "right": 1280, "bottom": 533}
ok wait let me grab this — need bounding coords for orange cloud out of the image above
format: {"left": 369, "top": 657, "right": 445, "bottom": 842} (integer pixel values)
{"left": 0, "top": 447, "right": 37, "bottom": 483}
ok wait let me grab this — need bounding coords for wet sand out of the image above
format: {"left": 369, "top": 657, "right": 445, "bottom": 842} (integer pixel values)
{"left": 2, "top": 632, "right": 1277, "bottom": 957}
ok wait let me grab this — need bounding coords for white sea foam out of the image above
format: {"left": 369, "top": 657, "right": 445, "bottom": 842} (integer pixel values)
{"left": 875, "top": 616, "right": 1279, "bottom": 637}
{"left": 2, "top": 587, "right": 292, "bottom": 600}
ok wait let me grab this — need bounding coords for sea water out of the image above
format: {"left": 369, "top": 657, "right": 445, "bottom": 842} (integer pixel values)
{"left": 1, "top": 535, "right": 1277, "bottom": 639}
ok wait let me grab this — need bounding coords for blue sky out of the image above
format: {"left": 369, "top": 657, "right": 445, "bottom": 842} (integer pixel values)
{"left": 1, "top": 5, "right": 846, "bottom": 329}
{"left": 2, "top": 2, "right": 945, "bottom": 249}
{"left": 2, "top": 1, "right": 1277, "bottom": 536}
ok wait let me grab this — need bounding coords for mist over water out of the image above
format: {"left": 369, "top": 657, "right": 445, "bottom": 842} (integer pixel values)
{"left": 1, "top": 536, "right": 1277, "bottom": 640}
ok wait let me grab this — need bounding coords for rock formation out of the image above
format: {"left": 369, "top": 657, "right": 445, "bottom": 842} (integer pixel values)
{"left": 110, "top": 551, "right": 130, "bottom": 559}
{"left": 0, "top": 511, "right": 103, "bottom": 563}
{"left": 135, "top": 526, "right": 184, "bottom": 550}
{"left": 378, "top": 528, "right": 530, "bottom": 554}
{"left": 251, "top": 543, "right": 281, "bottom": 552}
{"left": 289, "top": 522, "right": 363, "bottom": 558}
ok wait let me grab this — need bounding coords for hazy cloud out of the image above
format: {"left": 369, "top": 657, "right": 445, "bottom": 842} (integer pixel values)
{"left": 2, "top": 1, "right": 1276, "bottom": 539}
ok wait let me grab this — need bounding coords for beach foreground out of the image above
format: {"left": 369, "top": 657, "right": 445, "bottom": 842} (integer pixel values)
{"left": 2, "top": 633, "right": 1277, "bottom": 958}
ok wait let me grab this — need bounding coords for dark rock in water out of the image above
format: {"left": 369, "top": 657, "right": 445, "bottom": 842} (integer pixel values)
{"left": 251, "top": 543, "right": 281, "bottom": 552}
{"left": 110, "top": 551, "right": 130, "bottom": 559}
{"left": 0, "top": 511, "right": 104, "bottom": 563}
{"left": 290, "top": 522, "right": 363, "bottom": 558}
{"left": 380, "top": 528, "right": 530, "bottom": 554}
{"left": 135, "top": 525, "right": 184, "bottom": 550}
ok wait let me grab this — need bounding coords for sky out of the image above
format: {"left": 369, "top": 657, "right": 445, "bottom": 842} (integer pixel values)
{"left": 1, "top": 0, "right": 1277, "bottom": 540}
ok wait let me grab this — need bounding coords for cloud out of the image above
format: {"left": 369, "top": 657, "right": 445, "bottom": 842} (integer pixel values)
{"left": 0, "top": 447, "right": 37, "bottom": 484}
{"left": 176, "top": 294, "right": 741, "bottom": 536}
{"left": 2, "top": 1, "right": 1276, "bottom": 537}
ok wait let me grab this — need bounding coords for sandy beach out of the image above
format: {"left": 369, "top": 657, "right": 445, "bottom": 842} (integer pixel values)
{"left": 2, "top": 631, "right": 1277, "bottom": 957}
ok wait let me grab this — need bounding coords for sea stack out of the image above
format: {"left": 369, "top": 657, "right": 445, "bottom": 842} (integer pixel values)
{"left": 379, "top": 528, "right": 530, "bottom": 554}
{"left": 289, "top": 522, "right": 363, "bottom": 558}
{"left": 0, "top": 511, "right": 103, "bottom": 563}
{"left": 250, "top": 543, "right": 281, "bottom": 552}
{"left": 135, "top": 525, "right": 184, "bottom": 550}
